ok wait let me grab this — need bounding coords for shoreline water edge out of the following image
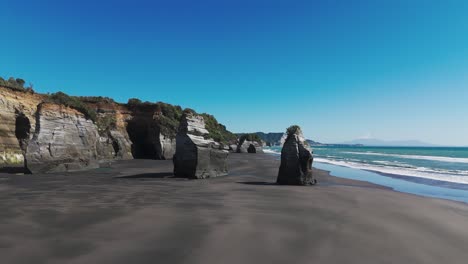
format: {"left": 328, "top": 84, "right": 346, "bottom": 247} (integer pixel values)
{"left": 264, "top": 147, "right": 468, "bottom": 203}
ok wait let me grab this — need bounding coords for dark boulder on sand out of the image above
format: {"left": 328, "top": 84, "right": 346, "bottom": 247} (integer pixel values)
{"left": 173, "top": 111, "right": 228, "bottom": 179}
{"left": 247, "top": 144, "right": 257, "bottom": 153}
{"left": 276, "top": 125, "right": 316, "bottom": 185}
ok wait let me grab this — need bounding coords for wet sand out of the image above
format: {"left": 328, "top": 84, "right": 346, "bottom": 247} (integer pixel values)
{"left": 1, "top": 153, "right": 467, "bottom": 264}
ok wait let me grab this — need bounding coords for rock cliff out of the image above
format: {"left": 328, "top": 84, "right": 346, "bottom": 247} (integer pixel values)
{"left": 85, "top": 99, "right": 134, "bottom": 161}
{"left": 125, "top": 102, "right": 180, "bottom": 160}
{"left": 0, "top": 88, "right": 43, "bottom": 172}
{"left": 236, "top": 134, "right": 264, "bottom": 153}
{"left": 26, "top": 103, "right": 101, "bottom": 173}
{"left": 1, "top": 85, "right": 234, "bottom": 174}
{"left": 173, "top": 111, "right": 228, "bottom": 179}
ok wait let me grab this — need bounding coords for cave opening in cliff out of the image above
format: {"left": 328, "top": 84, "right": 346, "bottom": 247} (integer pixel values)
{"left": 4, "top": 114, "right": 33, "bottom": 174}
{"left": 112, "top": 139, "right": 120, "bottom": 157}
{"left": 15, "top": 114, "right": 31, "bottom": 151}
{"left": 126, "top": 118, "right": 157, "bottom": 159}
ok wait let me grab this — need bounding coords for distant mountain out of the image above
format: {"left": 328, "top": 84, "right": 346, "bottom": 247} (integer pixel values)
{"left": 339, "top": 138, "right": 437, "bottom": 147}
{"left": 306, "top": 139, "right": 326, "bottom": 146}
{"left": 247, "top": 132, "right": 324, "bottom": 146}
{"left": 254, "top": 132, "right": 284, "bottom": 145}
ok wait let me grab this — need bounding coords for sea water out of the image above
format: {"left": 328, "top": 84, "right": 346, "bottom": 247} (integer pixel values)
{"left": 264, "top": 146, "right": 468, "bottom": 203}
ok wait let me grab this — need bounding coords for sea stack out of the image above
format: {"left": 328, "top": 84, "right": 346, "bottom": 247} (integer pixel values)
{"left": 173, "top": 110, "right": 228, "bottom": 179}
{"left": 276, "top": 125, "right": 315, "bottom": 185}
{"left": 236, "top": 134, "right": 264, "bottom": 153}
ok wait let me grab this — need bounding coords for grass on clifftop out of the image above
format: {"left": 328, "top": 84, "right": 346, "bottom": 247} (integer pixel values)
{"left": 156, "top": 102, "right": 183, "bottom": 137}
{"left": 0, "top": 76, "right": 34, "bottom": 93}
{"left": 1, "top": 78, "right": 236, "bottom": 142}
{"left": 126, "top": 100, "right": 235, "bottom": 142}
{"left": 46, "top": 92, "right": 98, "bottom": 122}
{"left": 126, "top": 99, "right": 184, "bottom": 137}
{"left": 200, "top": 113, "right": 237, "bottom": 144}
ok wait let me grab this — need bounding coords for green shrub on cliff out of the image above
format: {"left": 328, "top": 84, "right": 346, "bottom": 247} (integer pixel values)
{"left": 126, "top": 98, "right": 163, "bottom": 112}
{"left": 46, "top": 92, "right": 98, "bottom": 122}
{"left": 96, "top": 115, "right": 117, "bottom": 135}
{"left": 125, "top": 99, "right": 184, "bottom": 137}
{"left": 0, "top": 76, "right": 34, "bottom": 93}
{"left": 78, "top": 96, "right": 115, "bottom": 104}
{"left": 155, "top": 102, "right": 183, "bottom": 137}
{"left": 201, "top": 113, "right": 237, "bottom": 143}
{"left": 127, "top": 98, "right": 142, "bottom": 106}
{"left": 181, "top": 109, "right": 235, "bottom": 143}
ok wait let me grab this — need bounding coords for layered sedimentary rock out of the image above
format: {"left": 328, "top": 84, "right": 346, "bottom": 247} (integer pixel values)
{"left": 1, "top": 85, "right": 233, "bottom": 173}
{"left": 0, "top": 88, "right": 43, "bottom": 171}
{"left": 126, "top": 112, "right": 176, "bottom": 160}
{"left": 276, "top": 126, "right": 315, "bottom": 185}
{"left": 96, "top": 129, "right": 133, "bottom": 161}
{"left": 173, "top": 112, "right": 228, "bottom": 179}
{"left": 88, "top": 101, "right": 133, "bottom": 161}
{"left": 25, "top": 103, "right": 101, "bottom": 173}
{"left": 0, "top": 87, "right": 136, "bottom": 173}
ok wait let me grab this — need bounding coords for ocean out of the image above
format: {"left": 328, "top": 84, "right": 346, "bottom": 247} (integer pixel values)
{"left": 264, "top": 146, "right": 468, "bottom": 203}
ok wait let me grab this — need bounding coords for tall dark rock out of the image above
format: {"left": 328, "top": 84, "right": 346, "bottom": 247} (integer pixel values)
{"left": 173, "top": 112, "right": 228, "bottom": 179}
{"left": 276, "top": 126, "right": 316, "bottom": 185}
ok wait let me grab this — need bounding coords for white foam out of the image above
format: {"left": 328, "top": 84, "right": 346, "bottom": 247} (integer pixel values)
{"left": 342, "top": 152, "right": 468, "bottom": 164}
{"left": 315, "top": 158, "right": 468, "bottom": 184}
{"left": 263, "top": 148, "right": 281, "bottom": 155}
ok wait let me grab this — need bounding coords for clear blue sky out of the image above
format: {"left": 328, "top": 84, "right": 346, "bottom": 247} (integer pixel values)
{"left": 2, "top": 0, "right": 468, "bottom": 145}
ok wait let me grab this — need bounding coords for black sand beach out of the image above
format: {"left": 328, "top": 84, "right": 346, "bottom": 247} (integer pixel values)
{"left": 1, "top": 153, "right": 467, "bottom": 264}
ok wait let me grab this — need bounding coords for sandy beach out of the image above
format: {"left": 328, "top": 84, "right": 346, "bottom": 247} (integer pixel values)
{"left": 1, "top": 153, "right": 467, "bottom": 264}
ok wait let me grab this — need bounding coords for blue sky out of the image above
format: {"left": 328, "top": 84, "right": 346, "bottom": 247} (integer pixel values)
{"left": 1, "top": 0, "right": 468, "bottom": 145}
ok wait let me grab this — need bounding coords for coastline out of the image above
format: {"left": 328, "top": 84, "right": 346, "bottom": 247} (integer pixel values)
{"left": 265, "top": 147, "right": 468, "bottom": 203}
{"left": 1, "top": 153, "right": 468, "bottom": 263}
{"left": 313, "top": 162, "right": 468, "bottom": 204}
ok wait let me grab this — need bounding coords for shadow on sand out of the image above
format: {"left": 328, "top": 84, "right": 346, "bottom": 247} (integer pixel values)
{"left": 116, "top": 172, "right": 175, "bottom": 179}
{"left": 237, "top": 181, "right": 277, "bottom": 186}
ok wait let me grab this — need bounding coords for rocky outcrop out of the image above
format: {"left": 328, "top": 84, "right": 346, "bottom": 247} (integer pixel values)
{"left": 229, "top": 144, "right": 237, "bottom": 152}
{"left": 236, "top": 138, "right": 264, "bottom": 153}
{"left": 25, "top": 103, "right": 100, "bottom": 173}
{"left": 276, "top": 126, "right": 315, "bottom": 185}
{"left": 279, "top": 133, "right": 287, "bottom": 146}
{"left": 126, "top": 114, "right": 176, "bottom": 160}
{"left": 93, "top": 104, "right": 134, "bottom": 161}
{"left": 96, "top": 130, "right": 133, "bottom": 161}
{"left": 173, "top": 112, "right": 228, "bottom": 179}
{"left": 0, "top": 87, "right": 135, "bottom": 173}
{"left": 0, "top": 88, "right": 43, "bottom": 172}
{"left": 1, "top": 85, "right": 233, "bottom": 174}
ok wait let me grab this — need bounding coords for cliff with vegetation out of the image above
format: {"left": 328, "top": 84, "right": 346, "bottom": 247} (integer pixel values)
{"left": 0, "top": 77, "right": 235, "bottom": 173}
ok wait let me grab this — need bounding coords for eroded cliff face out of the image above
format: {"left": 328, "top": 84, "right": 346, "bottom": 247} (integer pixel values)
{"left": 26, "top": 103, "right": 101, "bottom": 173}
{"left": 126, "top": 107, "right": 176, "bottom": 160}
{"left": 173, "top": 112, "right": 228, "bottom": 179}
{"left": 86, "top": 100, "right": 133, "bottom": 161}
{"left": 0, "top": 88, "right": 43, "bottom": 171}
{"left": 0, "top": 86, "right": 181, "bottom": 173}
